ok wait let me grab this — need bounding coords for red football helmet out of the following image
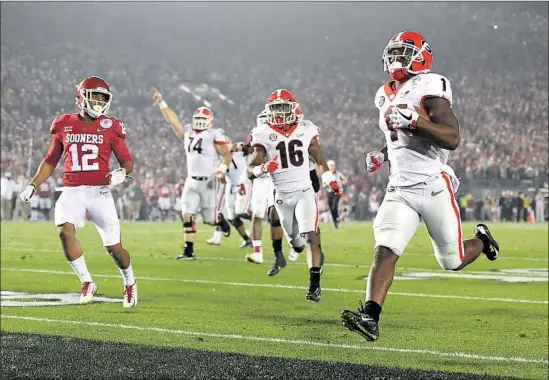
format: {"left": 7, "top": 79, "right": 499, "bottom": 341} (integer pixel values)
{"left": 382, "top": 31, "right": 433, "bottom": 81}
{"left": 265, "top": 89, "right": 299, "bottom": 127}
{"left": 75, "top": 76, "right": 112, "bottom": 119}
{"left": 192, "top": 106, "right": 214, "bottom": 130}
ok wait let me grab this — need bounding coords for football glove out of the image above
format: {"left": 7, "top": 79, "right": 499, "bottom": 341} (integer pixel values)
{"left": 252, "top": 155, "right": 279, "bottom": 177}
{"left": 20, "top": 184, "right": 36, "bottom": 203}
{"left": 214, "top": 164, "right": 228, "bottom": 179}
{"left": 321, "top": 171, "right": 343, "bottom": 196}
{"left": 384, "top": 105, "right": 420, "bottom": 131}
{"left": 107, "top": 168, "right": 129, "bottom": 186}
{"left": 237, "top": 184, "right": 247, "bottom": 196}
{"left": 366, "top": 151, "right": 385, "bottom": 173}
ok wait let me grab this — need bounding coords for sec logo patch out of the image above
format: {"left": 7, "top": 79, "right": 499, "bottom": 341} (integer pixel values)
{"left": 269, "top": 134, "right": 278, "bottom": 141}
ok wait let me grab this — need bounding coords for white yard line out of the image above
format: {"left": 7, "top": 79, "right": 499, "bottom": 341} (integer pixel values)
{"left": 2, "top": 315, "right": 547, "bottom": 365}
{"left": 2, "top": 267, "right": 547, "bottom": 305}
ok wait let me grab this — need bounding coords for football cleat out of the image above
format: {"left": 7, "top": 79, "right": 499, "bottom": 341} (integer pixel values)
{"left": 341, "top": 301, "right": 379, "bottom": 342}
{"left": 206, "top": 237, "right": 221, "bottom": 246}
{"left": 176, "top": 252, "right": 196, "bottom": 260}
{"left": 123, "top": 281, "right": 137, "bottom": 308}
{"left": 288, "top": 247, "right": 299, "bottom": 262}
{"left": 239, "top": 239, "right": 253, "bottom": 249}
{"left": 305, "top": 284, "right": 321, "bottom": 302}
{"left": 245, "top": 252, "right": 263, "bottom": 264}
{"left": 267, "top": 250, "right": 287, "bottom": 276}
{"left": 79, "top": 282, "right": 98, "bottom": 305}
{"left": 475, "top": 224, "right": 499, "bottom": 261}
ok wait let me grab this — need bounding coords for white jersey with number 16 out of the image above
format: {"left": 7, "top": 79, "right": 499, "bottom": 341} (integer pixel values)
{"left": 251, "top": 120, "right": 319, "bottom": 192}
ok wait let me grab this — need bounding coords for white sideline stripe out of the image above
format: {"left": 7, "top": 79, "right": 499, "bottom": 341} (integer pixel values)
{"left": 2, "top": 268, "right": 547, "bottom": 305}
{"left": 3, "top": 246, "right": 548, "bottom": 264}
{"left": 2, "top": 315, "right": 547, "bottom": 365}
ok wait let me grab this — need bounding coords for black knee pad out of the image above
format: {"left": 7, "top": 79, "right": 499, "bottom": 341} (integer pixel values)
{"left": 183, "top": 217, "right": 196, "bottom": 233}
{"left": 293, "top": 245, "right": 305, "bottom": 253}
{"left": 229, "top": 217, "right": 244, "bottom": 229}
{"left": 268, "top": 206, "right": 279, "bottom": 221}
{"left": 269, "top": 218, "right": 281, "bottom": 228}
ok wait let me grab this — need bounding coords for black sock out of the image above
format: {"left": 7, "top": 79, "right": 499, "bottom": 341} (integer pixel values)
{"left": 478, "top": 234, "right": 489, "bottom": 253}
{"left": 184, "top": 241, "right": 194, "bottom": 254}
{"left": 309, "top": 267, "right": 321, "bottom": 285}
{"left": 272, "top": 238, "right": 282, "bottom": 252}
{"left": 219, "top": 218, "right": 230, "bottom": 234}
{"left": 363, "top": 300, "right": 382, "bottom": 322}
{"left": 242, "top": 232, "right": 251, "bottom": 242}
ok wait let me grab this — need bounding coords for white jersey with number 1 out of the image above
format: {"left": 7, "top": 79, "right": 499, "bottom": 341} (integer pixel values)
{"left": 251, "top": 119, "right": 319, "bottom": 192}
{"left": 374, "top": 72, "right": 458, "bottom": 189}
{"left": 183, "top": 125, "right": 227, "bottom": 177}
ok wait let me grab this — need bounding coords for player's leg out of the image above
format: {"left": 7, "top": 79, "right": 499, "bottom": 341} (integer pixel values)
{"left": 88, "top": 187, "right": 137, "bottom": 308}
{"left": 294, "top": 188, "right": 322, "bottom": 301}
{"left": 214, "top": 178, "right": 231, "bottom": 237}
{"left": 328, "top": 193, "right": 340, "bottom": 228}
{"left": 179, "top": 178, "right": 200, "bottom": 260}
{"left": 234, "top": 180, "right": 253, "bottom": 247}
{"left": 228, "top": 187, "right": 252, "bottom": 247}
{"left": 209, "top": 183, "right": 229, "bottom": 245}
{"left": 54, "top": 188, "right": 96, "bottom": 304}
{"left": 424, "top": 173, "right": 499, "bottom": 271}
{"left": 246, "top": 179, "right": 269, "bottom": 263}
{"left": 305, "top": 193, "right": 324, "bottom": 268}
{"left": 266, "top": 206, "right": 287, "bottom": 276}
{"left": 341, "top": 190, "right": 420, "bottom": 341}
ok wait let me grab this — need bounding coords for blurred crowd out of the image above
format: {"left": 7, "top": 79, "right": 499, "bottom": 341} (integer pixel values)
{"left": 1, "top": 3, "right": 547, "bottom": 222}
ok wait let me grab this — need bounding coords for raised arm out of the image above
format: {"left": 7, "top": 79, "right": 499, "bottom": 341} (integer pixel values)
{"left": 152, "top": 88, "right": 185, "bottom": 139}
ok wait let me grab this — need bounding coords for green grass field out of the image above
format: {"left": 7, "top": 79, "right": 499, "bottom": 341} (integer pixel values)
{"left": 1, "top": 221, "right": 548, "bottom": 379}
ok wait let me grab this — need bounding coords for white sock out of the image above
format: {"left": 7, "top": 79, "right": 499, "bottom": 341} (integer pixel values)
{"left": 214, "top": 230, "right": 222, "bottom": 240}
{"left": 69, "top": 256, "right": 93, "bottom": 283}
{"left": 118, "top": 262, "right": 135, "bottom": 286}
{"left": 252, "top": 240, "right": 262, "bottom": 254}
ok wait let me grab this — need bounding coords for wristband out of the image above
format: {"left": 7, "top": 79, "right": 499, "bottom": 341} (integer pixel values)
{"left": 252, "top": 165, "right": 264, "bottom": 177}
{"left": 158, "top": 101, "right": 168, "bottom": 110}
{"left": 321, "top": 171, "right": 336, "bottom": 184}
{"left": 30, "top": 182, "right": 37, "bottom": 190}
{"left": 217, "top": 164, "right": 228, "bottom": 173}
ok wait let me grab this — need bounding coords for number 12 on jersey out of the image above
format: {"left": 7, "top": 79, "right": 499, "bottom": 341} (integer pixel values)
{"left": 275, "top": 140, "right": 304, "bottom": 169}
{"left": 69, "top": 144, "right": 99, "bottom": 171}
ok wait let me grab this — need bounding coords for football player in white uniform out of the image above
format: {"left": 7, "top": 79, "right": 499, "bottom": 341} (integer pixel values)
{"left": 206, "top": 140, "right": 253, "bottom": 247}
{"left": 153, "top": 89, "right": 233, "bottom": 260}
{"left": 245, "top": 111, "right": 277, "bottom": 265}
{"left": 341, "top": 31, "right": 500, "bottom": 341}
{"left": 247, "top": 89, "right": 342, "bottom": 301}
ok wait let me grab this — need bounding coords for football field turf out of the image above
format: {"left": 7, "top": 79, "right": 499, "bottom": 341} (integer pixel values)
{"left": 1, "top": 221, "right": 548, "bottom": 379}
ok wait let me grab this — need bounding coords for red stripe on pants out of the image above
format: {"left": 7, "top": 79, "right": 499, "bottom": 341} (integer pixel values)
{"left": 441, "top": 172, "right": 464, "bottom": 262}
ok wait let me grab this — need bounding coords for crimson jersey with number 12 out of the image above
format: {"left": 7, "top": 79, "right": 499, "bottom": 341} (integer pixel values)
{"left": 44, "top": 113, "right": 132, "bottom": 187}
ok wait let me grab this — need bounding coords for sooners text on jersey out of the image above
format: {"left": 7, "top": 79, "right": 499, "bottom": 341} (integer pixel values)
{"left": 251, "top": 119, "right": 319, "bottom": 192}
{"left": 45, "top": 114, "right": 131, "bottom": 187}
{"left": 374, "top": 72, "right": 457, "bottom": 187}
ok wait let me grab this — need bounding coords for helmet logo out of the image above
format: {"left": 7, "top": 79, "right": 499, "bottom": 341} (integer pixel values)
{"left": 379, "top": 96, "right": 386, "bottom": 107}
